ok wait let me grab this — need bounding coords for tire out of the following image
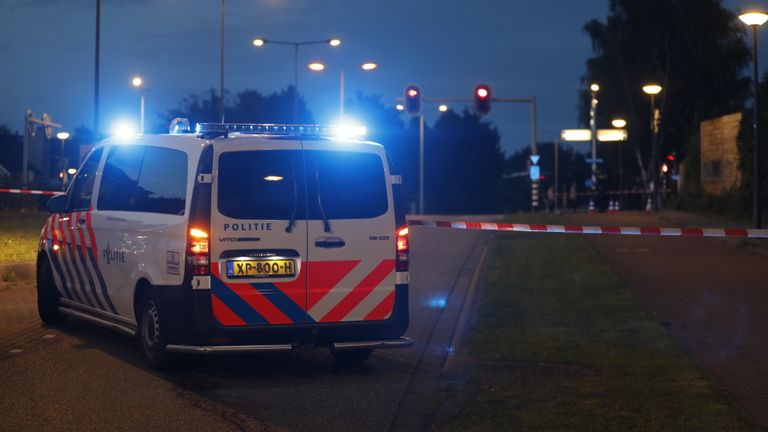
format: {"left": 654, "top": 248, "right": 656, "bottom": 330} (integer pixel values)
{"left": 37, "top": 258, "right": 65, "bottom": 325}
{"left": 137, "top": 291, "right": 172, "bottom": 370}
{"left": 331, "top": 348, "right": 373, "bottom": 367}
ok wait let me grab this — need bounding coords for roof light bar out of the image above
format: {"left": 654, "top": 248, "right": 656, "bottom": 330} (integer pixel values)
{"left": 195, "top": 123, "right": 362, "bottom": 138}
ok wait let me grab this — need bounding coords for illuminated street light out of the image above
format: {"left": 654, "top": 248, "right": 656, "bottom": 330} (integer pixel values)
{"left": 588, "top": 83, "right": 599, "bottom": 190}
{"left": 642, "top": 84, "right": 662, "bottom": 95}
{"left": 396, "top": 104, "right": 405, "bottom": 111}
{"left": 438, "top": 104, "right": 448, "bottom": 112}
{"left": 131, "top": 75, "right": 145, "bottom": 134}
{"left": 56, "top": 131, "right": 70, "bottom": 189}
{"left": 643, "top": 83, "right": 663, "bottom": 210}
{"left": 739, "top": 11, "right": 767, "bottom": 228}
{"left": 252, "top": 37, "right": 341, "bottom": 122}
{"left": 67, "top": 168, "right": 77, "bottom": 175}
{"left": 611, "top": 118, "right": 627, "bottom": 128}
{"left": 308, "top": 60, "right": 378, "bottom": 118}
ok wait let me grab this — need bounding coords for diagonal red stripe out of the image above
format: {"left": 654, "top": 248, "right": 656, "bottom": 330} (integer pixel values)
{"left": 306, "top": 260, "right": 360, "bottom": 310}
{"left": 212, "top": 294, "right": 247, "bottom": 326}
{"left": 364, "top": 290, "right": 396, "bottom": 321}
{"left": 320, "top": 259, "right": 395, "bottom": 323}
{"left": 85, "top": 210, "right": 99, "bottom": 264}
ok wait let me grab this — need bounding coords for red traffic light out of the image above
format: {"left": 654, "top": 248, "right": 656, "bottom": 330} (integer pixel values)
{"left": 474, "top": 84, "right": 492, "bottom": 116}
{"left": 666, "top": 154, "right": 675, "bottom": 161}
{"left": 404, "top": 84, "right": 422, "bottom": 116}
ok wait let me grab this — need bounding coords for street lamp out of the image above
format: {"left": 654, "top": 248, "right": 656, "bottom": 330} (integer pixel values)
{"left": 396, "top": 104, "right": 405, "bottom": 111}
{"left": 307, "top": 61, "right": 377, "bottom": 118}
{"left": 611, "top": 118, "right": 628, "bottom": 207}
{"left": 252, "top": 37, "right": 342, "bottom": 123}
{"left": 739, "top": 11, "right": 768, "bottom": 228}
{"left": 56, "top": 131, "right": 70, "bottom": 190}
{"left": 643, "top": 83, "right": 663, "bottom": 210}
{"left": 131, "top": 76, "right": 145, "bottom": 134}
{"left": 438, "top": 104, "right": 448, "bottom": 112}
{"left": 589, "top": 83, "right": 599, "bottom": 191}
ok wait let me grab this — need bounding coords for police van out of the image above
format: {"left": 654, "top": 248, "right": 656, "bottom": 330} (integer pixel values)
{"left": 37, "top": 122, "right": 411, "bottom": 368}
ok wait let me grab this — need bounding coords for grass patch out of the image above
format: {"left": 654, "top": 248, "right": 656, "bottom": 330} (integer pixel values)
{"left": 0, "top": 211, "right": 49, "bottom": 263}
{"left": 441, "top": 215, "right": 756, "bottom": 431}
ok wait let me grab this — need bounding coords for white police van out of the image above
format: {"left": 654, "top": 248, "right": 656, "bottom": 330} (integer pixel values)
{"left": 37, "top": 122, "right": 411, "bottom": 368}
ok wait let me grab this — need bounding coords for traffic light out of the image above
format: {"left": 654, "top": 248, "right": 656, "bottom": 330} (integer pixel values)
{"left": 404, "top": 85, "right": 422, "bottom": 116}
{"left": 474, "top": 84, "right": 492, "bottom": 116}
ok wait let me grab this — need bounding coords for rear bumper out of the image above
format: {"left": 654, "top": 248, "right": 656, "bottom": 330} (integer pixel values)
{"left": 165, "top": 337, "right": 412, "bottom": 355}
{"left": 159, "top": 283, "right": 410, "bottom": 348}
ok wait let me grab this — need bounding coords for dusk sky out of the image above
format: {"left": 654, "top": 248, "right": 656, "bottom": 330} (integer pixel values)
{"left": 2, "top": 0, "right": 766, "bottom": 155}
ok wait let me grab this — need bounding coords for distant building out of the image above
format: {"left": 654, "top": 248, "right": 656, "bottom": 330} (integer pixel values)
{"left": 700, "top": 112, "right": 741, "bottom": 194}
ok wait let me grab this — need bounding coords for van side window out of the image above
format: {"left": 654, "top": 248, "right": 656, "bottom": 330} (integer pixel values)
{"left": 98, "top": 146, "right": 187, "bottom": 215}
{"left": 306, "top": 151, "right": 388, "bottom": 220}
{"left": 67, "top": 147, "right": 104, "bottom": 211}
{"left": 98, "top": 146, "right": 143, "bottom": 212}
{"left": 135, "top": 147, "right": 187, "bottom": 215}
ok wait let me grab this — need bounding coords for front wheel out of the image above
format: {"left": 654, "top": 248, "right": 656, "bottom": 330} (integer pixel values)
{"left": 37, "top": 258, "right": 65, "bottom": 325}
{"left": 138, "top": 292, "right": 172, "bottom": 369}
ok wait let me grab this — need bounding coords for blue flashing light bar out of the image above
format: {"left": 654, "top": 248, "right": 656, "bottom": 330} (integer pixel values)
{"left": 196, "top": 123, "right": 336, "bottom": 137}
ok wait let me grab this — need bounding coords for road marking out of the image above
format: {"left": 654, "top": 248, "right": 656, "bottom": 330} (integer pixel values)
{"left": 43, "top": 334, "right": 56, "bottom": 339}
{"left": 9, "top": 349, "right": 23, "bottom": 354}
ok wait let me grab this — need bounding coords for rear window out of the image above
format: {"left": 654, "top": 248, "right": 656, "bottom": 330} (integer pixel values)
{"left": 216, "top": 149, "right": 388, "bottom": 220}
{"left": 305, "top": 150, "right": 388, "bottom": 220}
{"left": 217, "top": 150, "right": 304, "bottom": 220}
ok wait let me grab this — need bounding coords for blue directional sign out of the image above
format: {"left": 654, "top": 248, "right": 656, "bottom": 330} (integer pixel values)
{"left": 530, "top": 155, "right": 540, "bottom": 165}
{"left": 529, "top": 165, "right": 540, "bottom": 181}
{"left": 585, "top": 158, "right": 604, "bottom": 164}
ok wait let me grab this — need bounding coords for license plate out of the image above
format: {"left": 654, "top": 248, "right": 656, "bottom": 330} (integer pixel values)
{"left": 226, "top": 259, "right": 296, "bottom": 278}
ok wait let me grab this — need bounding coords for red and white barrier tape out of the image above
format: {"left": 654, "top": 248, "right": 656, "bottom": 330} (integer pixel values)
{"left": 408, "top": 219, "right": 768, "bottom": 239}
{"left": 0, "top": 188, "right": 60, "bottom": 196}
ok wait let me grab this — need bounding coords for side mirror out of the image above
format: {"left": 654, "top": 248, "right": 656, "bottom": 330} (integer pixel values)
{"left": 47, "top": 194, "right": 67, "bottom": 214}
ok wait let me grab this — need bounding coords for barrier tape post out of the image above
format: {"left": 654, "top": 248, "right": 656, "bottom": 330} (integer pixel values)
{"left": 408, "top": 219, "right": 768, "bottom": 239}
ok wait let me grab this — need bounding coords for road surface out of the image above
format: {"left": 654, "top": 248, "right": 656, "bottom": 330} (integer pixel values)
{"left": 0, "top": 217, "right": 490, "bottom": 432}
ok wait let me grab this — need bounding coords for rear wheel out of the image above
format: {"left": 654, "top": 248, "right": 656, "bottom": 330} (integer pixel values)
{"left": 37, "top": 258, "right": 65, "bottom": 325}
{"left": 138, "top": 291, "right": 172, "bottom": 369}
{"left": 331, "top": 348, "right": 373, "bottom": 367}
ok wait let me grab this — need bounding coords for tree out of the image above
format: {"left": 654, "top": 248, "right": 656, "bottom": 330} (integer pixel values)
{"left": 161, "top": 86, "right": 313, "bottom": 132}
{"left": 344, "top": 92, "right": 416, "bottom": 205}
{"left": 425, "top": 109, "right": 505, "bottom": 214}
{"left": 581, "top": 0, "right": 751, "bottom": 191}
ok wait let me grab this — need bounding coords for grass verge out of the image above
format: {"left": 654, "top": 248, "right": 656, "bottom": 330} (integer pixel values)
{"left": 440, "top": 214, "right": 757, "bottom": 431}
{"left": 0, "top": 211, "right": 49, "bottom": 263}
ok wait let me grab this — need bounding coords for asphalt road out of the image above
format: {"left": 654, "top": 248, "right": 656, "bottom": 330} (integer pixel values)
{"left": 0, "top": 218, "right": 490, "bottom": 432}
{"left": 567, "top": 211, "right": 768, "bottom": 428}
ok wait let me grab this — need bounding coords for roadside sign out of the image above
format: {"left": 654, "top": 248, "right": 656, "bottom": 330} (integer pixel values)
{"left": 529, "top": 165, "right": 540, "bottom": 181}
{"left": 529, "top": 155, "right": 540, "bottom": 165}
{"left": 585, "top": 158, "right": 604, "bottom": 164}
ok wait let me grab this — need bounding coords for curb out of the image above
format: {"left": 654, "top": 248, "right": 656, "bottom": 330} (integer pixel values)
{"left": 0, "top": 262, "right": 35, "bottom": 281}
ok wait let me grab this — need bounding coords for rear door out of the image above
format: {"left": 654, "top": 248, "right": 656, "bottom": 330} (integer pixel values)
{"left": 302, "top": 142, "right": 396, "bottom": 323}
{"left": 210, "top": 140, "right": 310, "bottom": 326}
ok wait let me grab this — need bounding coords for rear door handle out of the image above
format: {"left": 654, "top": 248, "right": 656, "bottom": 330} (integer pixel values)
{"left": 314, "top": 237, "right": 346, "bottom": 249}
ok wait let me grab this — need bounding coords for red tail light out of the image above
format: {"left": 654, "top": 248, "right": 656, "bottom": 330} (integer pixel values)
{"left": 187, "top": 227, "right": 210, "bottom": 276}
{"left": 396, "top": 225, "right": 409, "bottom": 272}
